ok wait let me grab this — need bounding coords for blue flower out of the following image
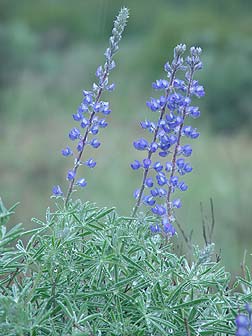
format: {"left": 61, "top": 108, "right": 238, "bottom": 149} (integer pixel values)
{"left": 158, "top": 188, "right": 167, "bottom": 197}
{"left": 146, "top": 98, "right": 162, "bottom": 111}
{"left": 107, "top": 83, "right": 115, "bottom": 91}
{"left": 163, "top": 222, "right": 176, "bottom": 236}
{"left": 150, "top": 142, "right": 158, "bottom": 153}
{"left": 164, "top": 61, "right": 172, "bottom": 74}
{"left": 150, "top": 188, "right": 159, "bottom": 197}
{"left": 183, "top": 163, "right": 193, "bottom": 173}
{"left": 82, "top": 90, "right": 93, "bottom": 105}
{"left": 99, "top": 119, "right": 108, "bottom": 128}
{"left": 52, "top": 185, "right": 63, "bottom": 196}
{"left": 156, "top": 173, "right": 167, "bottom": 186}
{"left": 69, "top": 128, "right": 81, "bottom": 141}
{"left": 133, "top": 138, "right": 149, "bottom": 151}
{"left": 96, "top": 65, "right": 103, "bottom": 79}
{"left": 153, "top": 161, "right": 163, "bottom": 172}
{"left": 191, "top": 82, "right": 205, "bottom": 97}
{"left": 93, "top": 102, "right": 102, "bottom": 113}
{"left": 77, "top": 140, "right": 83, "bottom": 152}
{"left": 143, "top": 158, "right": 151, "bottom": 169}
{"left": 101, "top": 102, "right": 111, "bottom": 115}
{"left": 144, "top": 195, "right": 155, "bottom": 206}
{"left": 170, "top": 176, "right": 179, "bottom": 187}
{"left": 190, "top": 128, "right": 200, "bottom": 139}
{"left": 72, "top": 112, "right": 82, "bottom": 121}
{"left": 152, "top": 79, "right": 169, "bottom": 90}
{"left": 179, "top": 181, "right": 188, "bottom": 191}
{"left": 159, "top": 151, "right": 168, "bottom": 158}
{"left": 78, "top": 103, "right": 88, "bottom": 113}
{"left": 80, "top": 118, "right": 89, "bottom": 128}
{"left": 176, "top": 158, "right": 185, "bottom": 169}
{"left": 67, "top": 170, "right": 76, "bottom": 181}
{"left": 174, "top": 79, "right": 186, "bottom": 91}
{"left": 91, "top": 126, "right": 99, "bottom": 135}
{"left": 182, "top": 144, "right": 192, "bottom": 157}
{"left": 62, "top": 147, "right": 73, "bottom": 157}
{"left": 152, "top": 204, "right": 166, "bottom": 216}
{"left": 76, "top": 178, "right": 87, "bottom": 187}
{"left": 85, "top": 158, "right": 96, "bottom": 168}
{"left": 150, "top": 224, "right": 160, "bottom": 233}
{"left": 172, "top": 198, "right": 182, "bottom": 208}
{"left": 188, "top": 106, "right": 200, "bottom": 118}
{"left": 165, "top": 162, "right": 172, "bottom": 172}
{"left": 131, "top": 160, "right": 141, "bottom": 170}
{"left": 140, "top": 120, "right": 156, "bottom": 132}
{"left": 133, "top": 189, "right": 140, "bottom": 199}
{"left": 90, "top": 139, "right": 101, "bottom": 149}
{"left": 183, "top": 125, "right": 192, "bottom": 137}
{"left": 145, "top": 177, "right": 153, "bottom": 187}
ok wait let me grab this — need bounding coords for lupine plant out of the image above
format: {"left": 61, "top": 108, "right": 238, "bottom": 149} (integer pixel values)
{"left": 131, "top": 44, "right": 204, "bottom": 236}
{"left": 0, "top": 7, "right": 251, "bottom": 336}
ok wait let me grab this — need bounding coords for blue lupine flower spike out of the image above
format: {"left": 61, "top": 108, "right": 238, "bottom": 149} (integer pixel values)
{"left": 131, "top": 44, "right": 186, "bottom": 220}
{"left": 166, "top": 47, "right": 203, "bottom": 220}
{"left": 131, "top": 45, "right": 204, "bottom": 236}
{"left": 52, "top": 8, "right": 129, "bottom": 204}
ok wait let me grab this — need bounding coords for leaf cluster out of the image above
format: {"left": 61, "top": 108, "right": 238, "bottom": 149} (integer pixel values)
{"left": 0, "top": 199, "right": 251, "bottom": 335}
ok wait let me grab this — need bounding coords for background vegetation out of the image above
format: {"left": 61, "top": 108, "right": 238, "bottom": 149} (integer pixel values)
{"left": 0, "top": 0, "right": 251, "bottom": 275}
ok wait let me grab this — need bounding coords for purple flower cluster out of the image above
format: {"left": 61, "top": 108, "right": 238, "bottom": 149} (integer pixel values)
{"left": 236, "top": 304, "right": 252, "bottom": 336}
{"left": 131, "top": 44, "right": 204, "bottom": 235}
{"left": 52, "top": 8, "right": 129, "bottom": 205}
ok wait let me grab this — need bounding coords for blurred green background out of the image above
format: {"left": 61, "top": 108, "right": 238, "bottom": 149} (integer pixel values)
{"left": 0, "top": 0, "right": 251, "bottom": 274}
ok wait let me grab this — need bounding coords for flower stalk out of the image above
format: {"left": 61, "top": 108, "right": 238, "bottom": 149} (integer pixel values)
{"left": 131, "top": 65, "right": 178, "bottom": 218}
{"left": 131, "top": 45, "right": 204, "bottom": 235}
{"left": 64, "top": 70, "right": 109, "bottom": 206}
{"left": 166, "top": 67, "right": 194, "bottom": 218}
{"left": 51, "top": 8, "right": 129, "bottom": 206}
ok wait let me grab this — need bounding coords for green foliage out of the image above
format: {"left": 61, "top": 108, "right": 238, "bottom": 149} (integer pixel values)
{"left": 1, "top": 1, "right": 252, "bottom": 273}
{"left": 1, "top": 200, "right": 251, "bottom": 335}
{"left": 0, "top": 198, "right": 22, "bottom": 247}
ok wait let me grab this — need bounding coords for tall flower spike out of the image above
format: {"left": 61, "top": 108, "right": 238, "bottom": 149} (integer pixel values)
{"left": 52, "top": 8, "right": 129, "bottom": 205}
{"left": 131, "top": 44, "right": 204, "bottom": 236}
